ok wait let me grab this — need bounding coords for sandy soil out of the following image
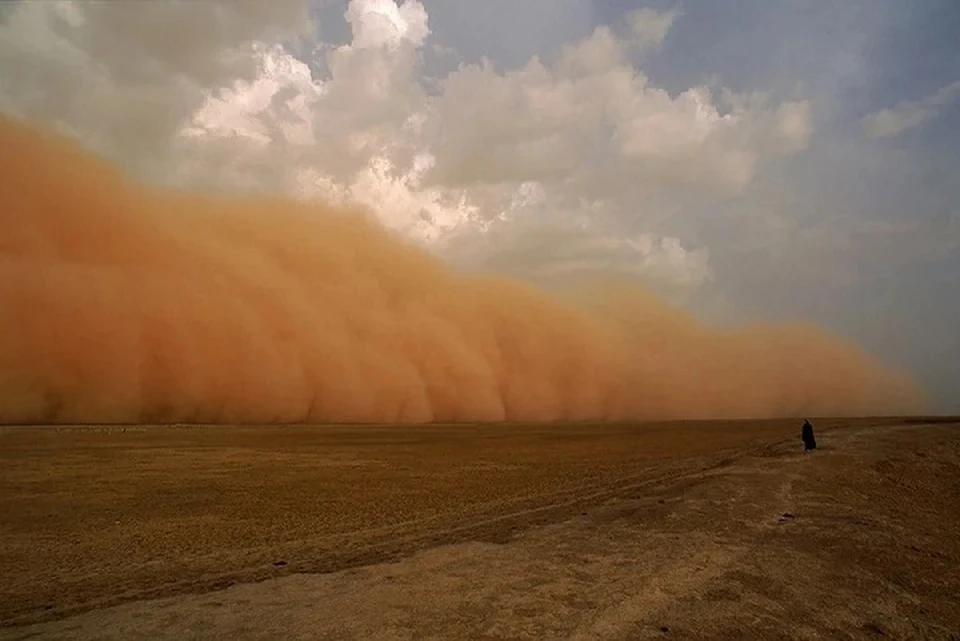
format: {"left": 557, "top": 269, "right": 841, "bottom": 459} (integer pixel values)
{"left": 1, "top": 418, "right": 958, "bottom": 639}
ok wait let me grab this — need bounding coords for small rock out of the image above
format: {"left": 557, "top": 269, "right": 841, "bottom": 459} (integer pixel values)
{"left": 781, "top": 512, "right": 795, "bottom": 519}
{"left": 44, "top": 604, "right": 54, "bottom": 611}
{"left": 273, "top": 560, "right": 288, "bottom": 567}
{"left": 660, "top": 625, "right": 670, "bottom": 633}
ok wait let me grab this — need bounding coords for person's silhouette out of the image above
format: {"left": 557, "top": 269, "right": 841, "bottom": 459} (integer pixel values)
{"left": 801, "top": 419, "right": 817, "bottom": 452}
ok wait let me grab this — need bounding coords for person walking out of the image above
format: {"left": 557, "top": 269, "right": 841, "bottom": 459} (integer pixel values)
{"left": 801, "top": 419, "right": 817, "bottom": 452}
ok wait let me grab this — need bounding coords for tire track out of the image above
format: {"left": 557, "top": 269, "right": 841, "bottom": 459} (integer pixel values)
{"left": 5, "top": 436, "right": 792, "bottom": 626}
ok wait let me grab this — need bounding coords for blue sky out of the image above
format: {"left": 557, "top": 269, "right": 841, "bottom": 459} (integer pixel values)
{"left": 1, "top": 0, "right": 957, "bottom": 410}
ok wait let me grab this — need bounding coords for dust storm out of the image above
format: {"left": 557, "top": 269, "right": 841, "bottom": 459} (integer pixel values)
{"left": 0, "top": 115, "right": 923, "bottom": 424}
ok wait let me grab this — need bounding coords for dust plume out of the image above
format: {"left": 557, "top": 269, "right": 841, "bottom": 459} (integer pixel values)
{"left": 0, "top": 115, "right": 923, "bottom": 424}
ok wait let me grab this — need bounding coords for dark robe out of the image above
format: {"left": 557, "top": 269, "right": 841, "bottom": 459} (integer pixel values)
{"left": 801, "top": 420, "right": 817, "bottom": 451}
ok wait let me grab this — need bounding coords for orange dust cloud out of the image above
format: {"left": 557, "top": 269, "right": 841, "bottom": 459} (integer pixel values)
{"left": 0, "top": 115, "right": 924, "bottom": 424}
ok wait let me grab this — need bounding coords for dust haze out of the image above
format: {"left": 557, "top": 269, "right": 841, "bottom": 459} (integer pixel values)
{"left": 0, "top": 115, "right": 923, "bottom": 424}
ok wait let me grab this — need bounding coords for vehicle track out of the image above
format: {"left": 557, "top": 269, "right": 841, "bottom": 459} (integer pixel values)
{"left": 8, "top": 437, "right": 791, "bottom": 626}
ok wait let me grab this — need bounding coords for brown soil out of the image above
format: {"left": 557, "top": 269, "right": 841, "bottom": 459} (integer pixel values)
{"left": 1, "top": 418, "right": 958, "bottom": 639}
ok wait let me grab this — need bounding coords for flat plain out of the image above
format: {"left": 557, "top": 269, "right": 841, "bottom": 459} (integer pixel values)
{"left": 1, "top": 417, "right": 958, "bottom": 639}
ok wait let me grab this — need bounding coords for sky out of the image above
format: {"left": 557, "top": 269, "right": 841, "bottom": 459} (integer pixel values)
{"left": 0, "top": 0, "right": 957, "bottom": 411}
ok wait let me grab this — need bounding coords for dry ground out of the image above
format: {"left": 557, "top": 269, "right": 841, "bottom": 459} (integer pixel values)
{"left": 1, "top": 418, "right": 958, "bottom": 639}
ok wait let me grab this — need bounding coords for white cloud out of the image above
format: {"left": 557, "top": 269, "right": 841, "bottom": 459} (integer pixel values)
{"left": 346, "top": 0, "right": 429, "bottom": 50}
{"left": 422, "top": 28, "right": 810, "bottom": 196}
{"left": 625, "top": 7, "right": 679, "bottom": 52}
{"left": 861, "top": 78, "right": 960, "bottom": 139}
{"left": 439, "top": 213, "right": 714, "bottom": 295}
{"left": 0, "top": 0, "right": 315, "bottom": 180}
{"left": 773, "top": 100, "right": 814, "bottom": 153}
{"left": 0, "top": 0, "right": 813, "bottom": 295}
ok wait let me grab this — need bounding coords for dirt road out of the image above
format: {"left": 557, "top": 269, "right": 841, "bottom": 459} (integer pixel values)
{"left": 2, "top": 419, "right": 958, "bottom": 639}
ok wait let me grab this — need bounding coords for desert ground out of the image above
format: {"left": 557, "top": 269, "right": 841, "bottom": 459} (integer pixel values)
{"left": 1, "top": 418, "right": 958, "bottom": 640}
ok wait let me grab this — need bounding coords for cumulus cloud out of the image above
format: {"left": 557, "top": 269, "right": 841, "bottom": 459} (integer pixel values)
{"left": 861, "top": 78, "right": 960, "bottom": 139}
{"left": 346, "top": 0, "right": 428, "bottom": 49}
{"left": 0, "top": 0, "right": 813, "bottom": 296}
{"left": 0, "top": 0, "right": 314, "bottom": 179}
{"left": 625, "top": 7, "right": 679, "bottom": 51}
{"left": 424, "top": 28, "right": 811, "bottom": 195}
{"left": 472, "top": 228, "right": 713, "bottom": 293}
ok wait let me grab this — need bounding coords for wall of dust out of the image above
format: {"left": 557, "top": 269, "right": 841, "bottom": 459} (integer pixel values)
{"left": 0, "top": 115, "right": 924, "bottom": 424}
